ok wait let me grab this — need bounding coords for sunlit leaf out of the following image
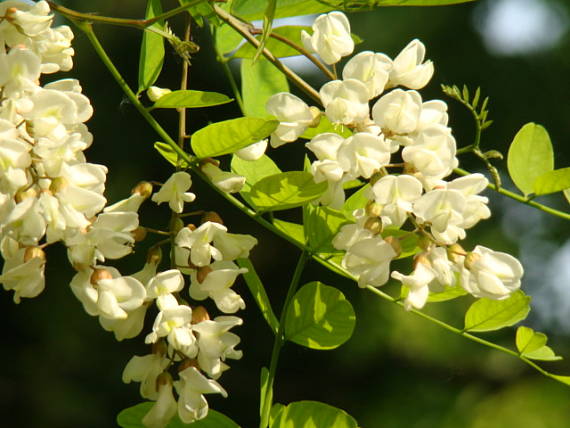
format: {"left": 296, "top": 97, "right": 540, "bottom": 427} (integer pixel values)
{"left": 249, "top": 171, "right": 327, "bottom": 211}
{"left": 516, "top": 326, "right": 562, "bottom": 361}
{"left": 153, "top": 142, "right": 190, "bottom": 167}
{"left": 382, "top": 227, "right": 421, "bottom": 259}
{"left": 215, "top": 23, "right": 244, "bottom": 55}
{"left": 342, "top": 184, "right": 370, "bottom": 220}
{"left": 253, "top": 0, "right": 277, "bottom": 62}
{"left": 464, "top": 290, "right": 531, "bottom": 332}
{"left": 191, "top": 117, "right": 278, "bottom": 158}
{"left": 231, "top": 154, "right": 281, "bottom": 208}
{"left": 427, "top": 284, "right": 467, "bottom": 302}
{"left": 284, "top": 282, "right": 355, "bottom": 350}
{"left": 563, "top": 189, "right": 570, "bottom": 205}
{"left": 237, "top": 259, "right": 278, "bottom": 334}
{"left": 137, "top": 0, "right": 164, "bottom": 94}
{"left": 241, "top": 57, "right": 289, "bottom": 118}
{"left": 304, "top": 204, "right": 349, "bottom": 253}
{"left": 273, "top": 219, "right": 305, "bottom": 245}
{"left": 533, "top": 167, "right": 570, "bottom": 196}
{"left": 270, "top": 401, "right": 358, "bottom": 428}
{"left": 260, "top": 367, "right": 272, "bottom": 427}
{"left": 507, "top": 123, "right": 554, "bottom": 196}
{"left": 151, "top": 90, "right": 233, "bottom": 109}
{"left": 301, "top": 115, "right": 353, "bottom": 140}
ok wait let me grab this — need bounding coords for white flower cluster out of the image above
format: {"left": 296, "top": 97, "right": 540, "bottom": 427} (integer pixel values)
{"left": 264, "top": 11, "right": 524, "bottom": 311}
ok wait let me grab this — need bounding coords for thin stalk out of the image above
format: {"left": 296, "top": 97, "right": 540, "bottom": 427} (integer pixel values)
{"left": 260, "top": 250, "right": 310, "bottom": 428}
{"left": 213, "top": 5, "right": 321, "bottom": 105}
{"left": 454, "top": 167, "right": 570, "bottom": 221}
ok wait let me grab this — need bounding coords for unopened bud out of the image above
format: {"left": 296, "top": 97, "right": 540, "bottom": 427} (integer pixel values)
{"left": 156, "top": 372, "right": 172, "bottom": 387}
{"left": 49, "top": 176, "right": 68, "bottom": 194}
{"left": 146, "top": 247, "right": 162, "bottom": 265}
{"left": 447, "top": 244, "right": 466, "bottom": 264}
{"left": 15, "top": 187, "right": 37, "bottom": 203}
{"left": 384, "top": 236, "right": 401, "bottom": 257}
{"left": 196, "top": 266, "right": 213, "bottom": 284}
{"left": 365, "top": 201, "right": 383, "bottom": 217}
{"left": 201, "top": 211, "right": 223, "bottom": 225}
{"left": 24, "top": 247, "right": 45, "bottom": 263}
{"left": 4, "top": 8, "right": 17, "bottom": 22}
{"left": 132, "top": 226, "right": 147, "bottom": 242}
{"left": 364, "top": 217, "right": 383, "bottom": 235}
{"left": 464, "top": 251, "right": 481, "bottom": 270}
{"left": 308, "top": 106, "right": 322, "bottom": 128}
{"left": 191, "top": 306, "right": 210, "bottom": 324}
{"left": 178, "top": 358, "right": 200, "bottom": 373}
{"left": 132, "top": 181, "right": 153, "bottom": 199}
{"left": 186, "top": 223, "right": 197, "bottom": 232}
{"left": 90, "top": 268, "right": 113, "bottom": 285}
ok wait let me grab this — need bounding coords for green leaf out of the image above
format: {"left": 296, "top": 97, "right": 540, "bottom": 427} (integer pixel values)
{"left": 507, "top": 123, "right": 554, "bottom": 196}
{"left": 551, "top": 375, "right": 570, "bottom": 387}
{"left": 342, "top": 184, "right": 370, "bottom": 220}
{"left": 284, "top": 281, "right": 355, "bottom": 350}
{"left": 237, "top": 258, "right": 279, "bottom": 334}
{"left": 137, "top": 0, "right": 165, "bottom": 94}
{"left": 427, "top": 284, "right": 468, "bottom": 302}
{"left": 563, "top": 188, "right": 570, "bottom": 205}
{"left": 304, "top": 204, "right": 349, "bottom": 253}
{"left": 464, "top": 290, "right": 531, "bottom": 333}
{"left": 231, "top": 154, "right": 281, "bottom": 208}
{"left": 180, "top": 0, "right": 218, "bottom": 26}
{"left": 241, "top": 57, "right": 289, "bottom": 118}
{"left": 516, "top": 326, "right": 562, "bottom": 361}
{"left": 301, "top": 114, "right": 353, "bottom": 140}
{"left": 117, "top": 402, "right": 241, "bottom": 428}
{"left": 249, "top": 171, "right": 327, "bottom": 211}
{"left": 151, "top": 90, "right": 233, "bottom": 109}
{"left": 154, "top": 142, "right": 190, "bottom": 167}
{"left": 270, "top": 401, "right": 358, "bottom": 428}
{"left": 273, "top": 219, "right": 305, "bottom": 245}
{"left": 215, "top": 23, "right": 244, "bottom": 55}
{"left": 260, "top": 367, "right": 272, "bottom": 427}
{"left": 533, "top": 167, "right": 570, "bottom": 196}
{"left": 270, "top": 404, "right": 285, "bottom": 427}
{"left": 382, "top": 227, "right": 421, "bottom": 260}
{"left": 234, "top": 26, "right": 310, "bottom": 59}
{"left": 191, "top": 117, "right": 278, "bottom": 159}
{"left": 253, "top": 0, "right": 277, "bottom": 62}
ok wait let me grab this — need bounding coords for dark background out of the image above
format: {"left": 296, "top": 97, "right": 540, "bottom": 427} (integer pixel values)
{"left": 1, "top": 0, "right": 570, "bottom": 426}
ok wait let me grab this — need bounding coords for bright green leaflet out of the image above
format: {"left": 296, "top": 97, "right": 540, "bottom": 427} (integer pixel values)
{"left": 151, "top": 90, "right": 233, "bottom": 109}
{"left": 304, "top": 204, "right": 349, "bottom": 253}
{"left": 427, "top": 283, "right": 468, "bottom": 302}
{"left": 260, "top": 367, "right": 273, "bottom": 426}
{"left": 464, "top": 290, "right": 531, "bottom": 333}
{"left": 533, "top": 167, "right": 570, "bottom": 196}
{"left": 241, "top": 57, "right": 289, "bottom": 118}
{"left": 516, "top": 326, "right": 562, "bottom": 361}
{"left": 382, "top": 227, "right": 421, "bottom": 259}
{"left": 215, "top": 23, "right": 244, "bottom": 55}
{"left": 507, "top": 123, "right": 554, "bottom": 196}
{"left": 273, "top": 219, "right": 306, "bottom": 244}
{"left": 270, "top": 401, "right": 358, "bottom": 428}
{"left": 231, "top": 154, "right": 282, "bottom": 208}
{"left": 191, "top": 117, "right": 278, "bottom": 158}
{"left": 117, "top": 402, "right": 241, "bottom": 428}
{"left": 253, "top": 0, "right": 277, "bottom": 62}
{"left": 154, "top": 141, "right": 190, "bottom": 168}
{"left": 237, "top": 258, "right": 279, "bottom": 334}
{"left": 301, "top": 115, "right": 353, "bottom": 140}
{"left": 342, "top": 184, "right": 369, "bottom": 220}
{"left": 249, "top": 171, "right": 327, "bottom": 211}
{"left": 284, "top": 281, "right": 356, "bottom": 350}
{"left": 137, "top": 0, "right": 165, "bottom": 94}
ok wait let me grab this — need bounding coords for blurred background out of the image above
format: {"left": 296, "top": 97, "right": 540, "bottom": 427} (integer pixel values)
{"left": 1, "top": 0, "right": 570, "bottom": 426}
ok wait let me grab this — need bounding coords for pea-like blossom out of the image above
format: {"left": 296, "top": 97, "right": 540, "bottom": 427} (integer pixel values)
{"left": 301, "top": 11, "right": 354, "bottom": 65}
{"left": 265, "top": 93, "right": 313, "bottom": 148}
{"left": 320, "top": 79, "right": 369, "bottom": 125}
{"left": 342, "top": 51, "right": 392, "bottom": 99}
{"left": 389, "top": 39, "right": 434, "bottom": 90}
{"left": 175, "top": 367, "right": 227, "bottom": 424}
{"left": 151, "top": 171, "right": 196, "bottom": 213}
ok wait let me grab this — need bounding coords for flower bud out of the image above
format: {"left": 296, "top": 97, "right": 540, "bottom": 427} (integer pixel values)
{"left": 24, "top": 247, "right": 46, "bottom": 263}
{"left": 364, "top": 217, "right": 383, "bottom": 235}
{"left": 15, "top": 187, "right": 37, "bottom": 203}
{"left": 308, "top": 106, "right": 322, "bottom": 128}
{"left": 146, "top": 247, "right": 163, "bottom": 265}
{"left": 191, "top": 306, "right": 210, "bottom": 324}
{"left": 90, "top": 268, "right": 113, "bottom": 285}
{"left": 49, "top": 176, "right": 68, "bottom": 194}
{"left": 384, "top": 236, "right": 401, "bottom": 257}
{"left": 464, "top": 251, "right": 481, "bottom": 270}
{"left": 185, "top": 223, "right": 197, "bottom": 231}
{"left": 447, "top": 243, "right": 466, "bottom": 263}
{"left": 365, "top": 201, "right": 383, "bottom": 217}
{"left": 132, "top": 226, "right": 147, "bottom": 242}
{"left": 196, "top": 266, "right": 213, "bottom": 284}
{"left": 201, "top": 211, "right": 223, "bottom": 225}
{"left": 132, "top": 181, "right": 153, "bottom": 199}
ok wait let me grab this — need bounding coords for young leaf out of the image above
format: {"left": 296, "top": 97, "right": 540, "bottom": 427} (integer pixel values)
{"left": 564, "top": 188, "right": 570, "bottom": 205}
{"left": 516, "top": 326, "right": 562, "bottom": 361}
{"left": 137, "top": 0, "right": 165, "bottom": 94}
{"left": 117, "top": 402, "right": 241, "bottom": 428}
{"left": 154, "top": 142, "right": 190, "bottom": 167}
{"left": 241, "top": 57, "right": 289, "bottom": 118}
{"left": 301, "top": 114, "right": 353, "bottom": 140}
{"left": 533, "top": 167, "right": 570, "bottom": 196}
{"left": 253, "top": 0, "right": 277, "bottom": 62}
{"left": 284, "top": 281, "right": 356, "bottom": 350}
{"left": 342, "top": 184, "right": 370, "bottom": 220}
{"left": 191, "top": 117, "right": 278, "bottom": 158}
{"left": 270, "top": 401, "right": 358, "bottom": 428}
{"left": 260, "top": 367, "right": 272, "bottom": 424}
{"left": 507, "top": 123, "right": 554, "bottom": 196}
{"left": 304, "top": 204, "right": 349, "bottom": 253}
{"left": 237, "top": 258, "right": 279, "bottom": 334}
{"left": 215, "top": 23, "right": 244, "bottom": 55}
{"left": 151, "top": 90, "right": 233, "bottom": 109}
{"left": 464, "top": 290, "right": 531, "bottom": 332}
{"left": 273, "top": 219, "right": 306, "bottom": 245}
{"left": 249, "top": 171, "right": 327, "bottom": 211}
{"left": 427, "top": 284, "right": 468, "bottom": 302}
{"left": 231, "top": 154, "right": 281, "bottom": 208}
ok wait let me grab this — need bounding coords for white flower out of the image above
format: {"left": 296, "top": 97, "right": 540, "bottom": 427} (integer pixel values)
{"left": 461, "top": 246, "right": 523, "bottom": 299}
{"left": 0, "top": 47, "right": 41, "bottom": 95}
{"left": 342, "top": 51, "right": 392, "bottom": 99}
{"left": 201, "top": 163, "right": 245, "bottom": 194}
{"left": 392, "top": 259, "right": 435, "bottom": 310}
{"left": 142, "top": 378, "right": 177, "bottom": 428}
{"left": 389, "top": 39, "right": 434, "bottom": 90}
{"left": 193, "top": 316, "right": 243, "bottom": 379}
{"left": 371, "top": 174, "right": 423, "bottom": 227}
{"left": 175, "top": 367, "right": 227, "bottom": 424}
{"left": 151, "top": 171, "right": 196, "bottom": 213}
{"left": 235, "top": 139, "right": 268, "bottom": 161}
{"left": 175, "top": 221, "right": 227, "bottom": 267}
{"left": 5, "top": 1, "right": 53, "bottom": 37}
{"left": 99, "top": 304, "right": 148, "bottom": 341}
{"left": 145, "top": 304, "right": 198, "bottom": 357}
{"left": 342, "top": 236, "right": 397, "bottom": 287}
{"left": 332, "top": 209, "right": 373, "bottom": 251}
{"left": 319, "top": 79, "right": 369, "bottom": 125}
{"left": 266, "top": 93, "right": 313, "bottom": 148}
{"left": 372, "top": 89, "right": 422, "bottom": 134}
{"left": 301, "top": 11, "right": 354, "bottom": 65}
{"left": 212, "top": 231, "right": 258, "bottom": 261}
{"left": 447, "top": 173, "right": 491, "bottom": 229}
{"left": 306, "top": 133, "right": 345, "bottom": 184}
{"left": 189, "top": 261, "right": 247, "bottom": 313}
{"left": 337, "top": 132, "right": 391, "bottom": 179}
{"left": 146, "top": 269, "right": 185, "bottom": 310}
{"left": 122, "top": 353, "right": 170, "bottom": 400}
{"left": 0, "top": 244, "right": 45, "bottom": 303}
